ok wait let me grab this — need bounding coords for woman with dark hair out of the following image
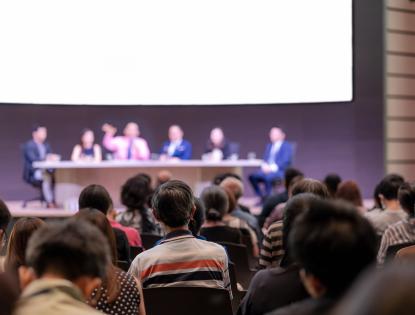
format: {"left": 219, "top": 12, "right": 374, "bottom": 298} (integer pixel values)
{"left": 118, "top": 174, "right": 160, "bottom": 235}
{"left": 75, "top": 209, "right": 145, "bottom": 315}
{"left": 5, "top": 218, "right": 45, "bottom": 277}
{"left": 336, "top": 180, "right": 366, "bottom": 213}
{"left": 200, "top": 186, "right": 243, "bottom": 244}
{"left": 204, "top": 127, "right": 232, "bottom": 161}
{"left": 71, "top": 128, "right": 102, "bottom": 162}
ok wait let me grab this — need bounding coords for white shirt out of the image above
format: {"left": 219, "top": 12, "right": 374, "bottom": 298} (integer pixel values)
{"left": 267, "top": 140, "right": 283, "bottom": 172}
{"left": 167, "top": 140, "right": 182, "bottom": 156}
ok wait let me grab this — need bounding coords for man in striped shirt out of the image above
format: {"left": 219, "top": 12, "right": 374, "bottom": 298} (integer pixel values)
{"left": 129, "top": 180, "right": 232, "bottom": 297}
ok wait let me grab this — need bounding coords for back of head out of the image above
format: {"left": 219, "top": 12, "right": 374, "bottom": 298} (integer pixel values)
{"left": 152, "top": 180, "right": 194, "bottom": 228}
{"left": 291, "top": 178, "right": 330, "bottom": 199}
{"left": 212, "top": 172, "right": 242, "bottom": 186}
{"left": 219, "top": 177, "right": 244, "bottom": 200}
{"left": 335, "top": 180, "right": 363, "bottom": 207}
{"left": 0, "top": 199, "right": 11, "bottom": 232}
{"left": 289, "top": 199, "right": 377, "bottom": 298}
{"left": 78, "top": 184, "right": 112, "bottom": 214}
{"left": 121, "top": 175, "right": 152, "bottom": 211}
{"left": 324, "top": 173, "right": 342, "bottom": 197}
{"left": 398, "top": 182, "right": 415, "bottom": 216}
{"left": 200, "top": 186, "right": 229, "bottom": 222}
{"left": 5, "top": 218, "right": 45, "bottom": 270}
{"left": 284, "top": 168, "right": 304, "bottom": 190}
{"left": 75, "top": 208, "right": 118, "bottom": 263}
{"left": 189, "top": 198, "right": 205, "bottom": 236}
{"left": 26, "top": 219, "right": 110, "bottom": 281}
{"left": 333, "top": 264, "right": 415, "bottom": 315}
{"left": 377, "top": 177, "right": 402, "bottom": 201}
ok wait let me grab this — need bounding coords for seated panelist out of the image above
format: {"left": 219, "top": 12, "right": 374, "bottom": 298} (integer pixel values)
{"left": 249, "top": 126, "right": 293, "bottom": 199}
{"left": 102, "top": 122, "right": 150, "bottom": 160}
{"left": 160, "top": 125, "right": 192, "bottom": 160}
{"left": 71, "top": 129, "right": 102, "bottom": 162}
{"left": 203, "top": 127, "right": 232, "bottom": 161}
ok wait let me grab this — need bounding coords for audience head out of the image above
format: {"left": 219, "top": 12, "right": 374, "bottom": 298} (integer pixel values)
{"left": 152, "top": 180, "right": 195, "bottom": 228}
{"left": 377, "top": 176, "right": 403, "bottom": 206}
{"left": 269, "top": 126, "right": 285, "bottom": 143}
{"left": 212, "top": 172, "right": 242, "bottom": 186}
{"left": 78, "top": 184, "right": 112, "bottom": 214}
{"left": 200, "top": 186, "right": 229, "bottom": 222}
{"left": 31, "top": 125, "right": 47, "bottom": 143}
{"left": 80, "top": 128, "right": 95, "bottom": 148}
{"left": 5, "top": 218, "right": 45, "bottom": 271}
{"left": 219, "top": 177, "right": 244, "bottom": 201}
{"left": 323, "top": 173, "right": 342, "bottom": 197}
{"left": 189, "top": 198, "right": 205, "bottom": 236}
{"left": 0, "top": 273, "right": 19, "bottom": 315}
{"left": 398, "top": 182, "right": 415, "bottom": 217}
{"left": 157, "top": 170, "right": 173, "bottom": 187}
{"left": 23, "top": 220, "right": 111, "bottom": 297}
{"left": 124, "top": 122, "right": 140, "bottom": 138}
{"left": 289, "top": 199, "right": 377, "bottom": 299}
{"left": 168, "top": 125, "right": 184, "bottom": 142}
{"left": 336, "top": 180, "right": 363, "bottom": 207}
{"left": 0, "top": 200, "right": 11, "bottom": 249}
{"left": 284, "top": 168, "right": 304, "bottom": 190}
{"left": 333, "top": 264, "right": 415, "bottom": 315}
{"left": 209, "top": 127, "right": 225, "bottom": 147}
{"left": 121, "top": 174, "right": 152, "bottom": 211}
{"left": 291, "top": 178, "right": 330, "bottom": 199}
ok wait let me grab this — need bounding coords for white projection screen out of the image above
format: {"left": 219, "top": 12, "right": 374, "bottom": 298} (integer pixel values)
{"left": 0, "top": 0, "right": 353, "bottom": 105}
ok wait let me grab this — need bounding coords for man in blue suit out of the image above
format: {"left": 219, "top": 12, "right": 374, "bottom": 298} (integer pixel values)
{"left": 160, "top": 125, "right": 192, "bottom": 160}
{"left": 249, "top": 127, "right": 293, "bottom": 200}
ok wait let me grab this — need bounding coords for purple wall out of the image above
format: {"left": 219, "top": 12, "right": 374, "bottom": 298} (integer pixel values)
{"left": 0, "top": 0, "right": 384, "bottom": 199}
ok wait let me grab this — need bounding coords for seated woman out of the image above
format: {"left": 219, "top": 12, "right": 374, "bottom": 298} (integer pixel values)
{"left": 336, "top": 180, "right": 367, "bottom": 214}
{"left": 203, "top": 127, "right": 232, "bottom": 161}
{"left": 71, "top": 128, "right": 102, "bottom": 162}
{"left": 75, "top": 209, "right": 145, "bottom": 315}
{"left": 200, "top": 186, "right": 243, "bottom": 244}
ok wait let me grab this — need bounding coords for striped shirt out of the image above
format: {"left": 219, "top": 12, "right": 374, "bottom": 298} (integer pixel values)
{"left": 128, "top": 230, "right": 232, "bottom": 298}
{"left": 377, "top": 219, "right": 415, "bottom": 264}
{"left": 259, "top": 221, "right": 284, "bottom": 268}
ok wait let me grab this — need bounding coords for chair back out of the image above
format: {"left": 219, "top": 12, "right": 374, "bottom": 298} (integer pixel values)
{"left": 130, "top": 246, "right": 144, "bottom": 260}
{"left": 143, "top": 287, "right": 233, "bottom": 315}
{"left": 396, "top": 244, "right": 415, "bottom": 262}
{"left": 386, "top": 242, "right": 415, "bottom": 262}
{"left": 141, "top": 233, "right": 163, "bottom": 250}
{"left": 116, "top": 260, "right": 130, "bottom": 272}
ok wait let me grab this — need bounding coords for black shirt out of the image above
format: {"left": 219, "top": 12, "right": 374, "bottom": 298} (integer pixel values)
{"left": 259, "top": 191, "right": 289, "bottom": 228}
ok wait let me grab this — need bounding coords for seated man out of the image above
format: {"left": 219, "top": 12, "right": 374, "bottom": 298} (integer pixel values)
{"left": 23, "top": 125, "right": 59, "bottom": 208}
{"left": 267, "top": 199, "right": 377, "bottom": 315}
{"left": 102, "top": 122, "right": 150, "bottom": 160}
{"left": 249, "top": 127, "right": 293, "bottom": 200}
{"left": 129, "top": 180, "right": 231, "bottom": 297}
{"left": 160, "top": 125, "right": 192, "bottom": 160}
{"left": 14, "top": 220, "right": 110, "bottom": 315}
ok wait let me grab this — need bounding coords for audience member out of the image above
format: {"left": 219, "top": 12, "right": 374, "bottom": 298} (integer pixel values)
{"left": 335, "top": 180, "right": 366, "bottom": 213}
{"left": 323, "top": 173, "right": 342, "bottom": 198}
{"left": 156, "top": 170, "right": 173, "bottom": 188}
{"left": 204, "top": 127, "right": 233, "bottom": 160}
{"left": 259, "top": 168, "right": 304, "bottom": 228}
{"left": 129, "top": 180, "right": 232, "bottom": 297}
{"left": 78, "top": 184, "right": 132, "bottom": 261}
{"left": 249, "top": 127, "right": 293, "bottom": 200}
{"left": 238, "top": 194, "right": 318, "bottom": 315}
{"left": 220, "top": 177, "right": 261, "bottom": 238}
{"left": 333, "top": 264, "right": 415, "bottom": 315}
{"left": 118, "top": 175, "right": 161, "bottom": 235}
{"left": 365, "top": 176, "right": 407, "bottom": 235}
{"left": 267, "top": 199, "right": 377, "bottom": 315}
{"left": 259, "top": 178, "right": 330, "bottom": 268}
{"left": 14, "top": 220, "right": 110, "bottom": 315}
{"left": 75, "top": 209, "right": 144, "bottom": 315}
{"left": 160, "top": 125, "right": 192, "bottom": 160}
{"left": 377, "top": 182, "right": 415, "bottom": 264}
{"left": 71, "top": 129, "right": 102, "bottom": 162}
{"left": 200, "top": 186, "right": 243, "bottom": 244}
{"left": 189, "top": 198, "right": 206, "bottom": 238}
{"left": 102, "top": 122, "right": 150, "bottom": 160}
{"left": 0, "top": 272, "right": 19, "bottom": 315}
{"left": 23, "top": 125, "right": 59, "bottom": 208}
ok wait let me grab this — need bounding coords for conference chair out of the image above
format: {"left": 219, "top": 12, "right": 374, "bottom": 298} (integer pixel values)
{"left": 143, "top": 287, "right": 233, "bottom": 315}
{"left": 130, "top": 246, "right": 144, "bottom": 260}
{"left": 117, "top": 260, "right": 130, "bottom": 272}
{"left": 239, "top": 228, "right": 257, "bottom": 269}
{"left": 385, "top": 242, "right": 415, "bottom": 262}
{"left": 220, "top": 242, "right": 257, "bottom": 290}
{"left": 141, "top": 233, "right": 163, "bottom": 250}
{"left": 396, "top": 245, "right": 415, "bottom": 262}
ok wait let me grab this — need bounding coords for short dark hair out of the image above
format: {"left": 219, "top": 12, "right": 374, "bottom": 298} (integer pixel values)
{"left": 121, "top": 175, "right": 152, "bottom": 211}
{"left": 201, "top": 186, "right": 229, "bottom": 222}
{"left": 289, "top": 199, "right": 377, "bottom": 298}
{"left": 32, "top": 124, "right": 46, "bottom": 133}
{"left": 0, "top": 199, "right": 11, "bottom": 231}
{"left": 78, "top": 184, "right": 113, "bottom": 214}
{"left": 152, "top": 180, "right": 194, "bottom": 228}
{"left": 398, "top": 182, "right": 415, "bottom": 216}
{"left": 284, "top": 168, "right": 304, "bottom": 190}
{"left": 189, "top": 198, "right": 205, "bottom": 236}
{"left": 26, "top": 220, "right": 110, "bottom": 280}
{"left": 323, "top": 173, "right": 342, "bottom": 197}
{"left": 377, "top": 178, "right": 402, "bottom": 200}
{"left": 291, "top": 178, "right": 330, "bottom": 199}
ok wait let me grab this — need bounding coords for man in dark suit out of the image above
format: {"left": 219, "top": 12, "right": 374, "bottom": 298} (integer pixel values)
{"left": 23, "top": 125, "right": 57, "bottom": 207}
{"left": 160, "top": 125, "right": 192, "bottom": 160}
{"left": 249, "top": 127, "right": 293, "bottom": 199}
